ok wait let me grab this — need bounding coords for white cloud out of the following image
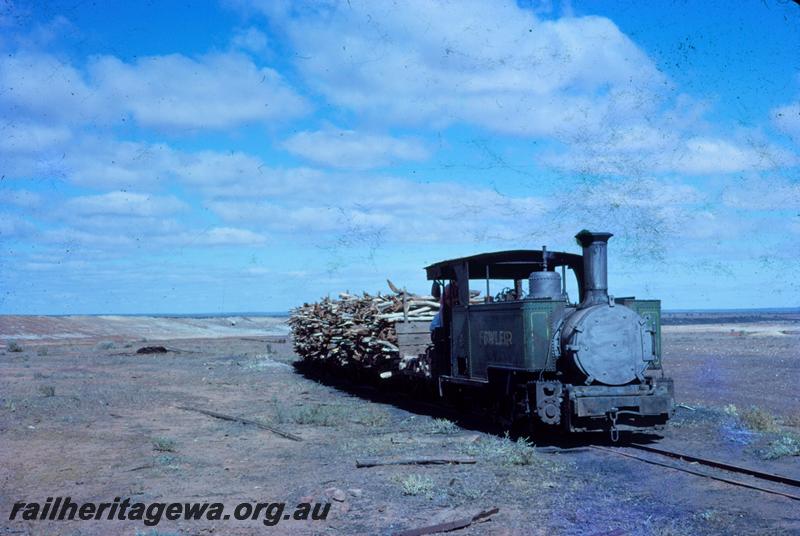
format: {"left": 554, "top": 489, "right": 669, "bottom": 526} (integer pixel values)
{"left": 544, "top": 129, "right": 797, "bottom": 177}
{"left": 39, "top": 133, "right": 709, "bottom": 252}
{"left": 41, "top": 227, "right": 136, "bottom": 248}
{"left": 283, "top": 127, "right": 429, "bottom": 169}
{"left": 15, "top": 180, "right": 269, "bottom": 251}
{"left": 678, "top": 210, "right": 745, "bottom": 240}
{"left": 258, "top": 1, "right": 667, "bottom": 137}
{"left": 34, "top": 191, "right": 193, "bottom": 249}
{"left": 0, "top": 131, "right": 763, "bottom": 263}
{"left": 0, "top": 121, "right": 72, "bottom": 153}
{"left": 64, "top": 191, "right": 187, "bottom": 217}
{"left": 62, "top": 138, "right": 177, "bottom": 188}
{"left": 172, "top": 150, "right": 323, "bottom": 197}
{"left": 0, "top": 51, "right": 308, "bottom": 131}
{"left": 541, "top": 177, "right": 712, "bottom": 259}
{"left": 0, "top": 189, "right": 42, "bottom": 208}
{"left": 1, "top": 130, "right": 321, "bottom": 193}
{"left": 63, "top": 215, "right": 185, "bottom": 237}
{"left": 198, "top": 169, "right": 751, "bottom": 267}
{"left": 0, "top": 52, "right": 109, "bottom": 124}
{"left": 170, "top": 150, "right": 267, "bottom": 191}
{"left": 251, "top": 1, "right": 797, "bottom": 177}
{"left": 198, "top": 227, "right": 267, "bottom": 246}
{"left": 578, "top": 177, "right": 702, "bottom": 209}
{"left": 231, "top": 27, "right": 270, "bottom": 53}
{"left": 89, "top": 53, "right": 308, "bottom": 130}
{"left": 772, "top": 102, "right": 800, "bottom": 143}
{"left": 722, "top": 179, "right": 800, "bottom": 211}
{"left": 39, "top": 222, "right": 267, "bottom": 250}
{"left": 205, "top": 170, "right": 549, "bottom": 244}
{"left": 790, "top": 215, "right": 800, "bottom": 235}
{"left": 9, "top": 15, "right": 75, "bottom": 49}
{"left": 0, "top": 213, "right": 35, "bottom": 238}
{"left": 670, "top": 137, "right": 796, "bottom": 175}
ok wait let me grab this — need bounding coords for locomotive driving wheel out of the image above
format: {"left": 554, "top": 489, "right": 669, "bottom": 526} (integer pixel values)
{"left": 506, "top": 385, "right": 532, "bottom": 438}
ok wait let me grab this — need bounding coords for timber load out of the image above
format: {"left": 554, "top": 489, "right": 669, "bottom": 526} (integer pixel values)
{"left": 288, "top": 281, "right": 440, "bottom": 377}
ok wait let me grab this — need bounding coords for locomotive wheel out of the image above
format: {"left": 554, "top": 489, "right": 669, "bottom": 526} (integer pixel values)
{"left": 507, "top": 387, "right": 532, "bottom": 439}
{"left": 530, "top": 417, "right": 567, "bottom": 442}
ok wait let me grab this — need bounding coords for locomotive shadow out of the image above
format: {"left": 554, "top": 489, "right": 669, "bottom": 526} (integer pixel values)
{"left": 292, "top": 361, "right": 664, "bottom": 448}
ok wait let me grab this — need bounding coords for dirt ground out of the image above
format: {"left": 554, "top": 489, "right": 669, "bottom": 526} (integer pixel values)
{"left": 1, "top": 314, "right": 798, "bottom": 535}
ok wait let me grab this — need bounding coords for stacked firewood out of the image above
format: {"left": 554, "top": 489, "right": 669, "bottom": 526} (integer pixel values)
{"left": 288, "top": 281, "right": 439, "bottom": 371}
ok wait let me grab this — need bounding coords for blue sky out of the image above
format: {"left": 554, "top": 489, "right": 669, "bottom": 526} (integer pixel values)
{"left": 1, "top": 0, "right": 799, "bottom": 314}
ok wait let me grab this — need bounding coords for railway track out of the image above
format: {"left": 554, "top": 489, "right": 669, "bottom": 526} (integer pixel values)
{"left": 591, "top": 444, "right": 800, "bottom": 501}
{"left": 296, "top": 362, "right": 800, "bottom": 501}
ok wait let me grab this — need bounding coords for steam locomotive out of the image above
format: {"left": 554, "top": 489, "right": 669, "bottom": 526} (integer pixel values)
{"left": 403, "top": 230, "right": 674, "bottom": 438}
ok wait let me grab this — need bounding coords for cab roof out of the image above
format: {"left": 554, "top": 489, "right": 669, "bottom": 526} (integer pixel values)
{"left": 424, "top": 249, "right": 583, "bottom": 281}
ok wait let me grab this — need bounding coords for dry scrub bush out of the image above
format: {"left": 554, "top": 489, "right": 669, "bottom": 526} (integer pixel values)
{"left": 428, "top": 418, "right": 459, "bottom": 434}
{"left": 460, "top": 433, "right": 550, "bottom": 467}
{"left": 739, "top": 406, "right": 779, "bottom": 432}
{"left": 152, "top": 437, "right": 177, "bottom": 452}
{"left": 761, "top": 435, "right": 800, "bottom": 460}
{"left": 395, "top": 474, "right": 435, "bottom": 497}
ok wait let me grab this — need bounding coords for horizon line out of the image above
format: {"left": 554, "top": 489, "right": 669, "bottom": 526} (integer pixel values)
{"left": 1, "top": 306, "right": 798, "bottom": 318}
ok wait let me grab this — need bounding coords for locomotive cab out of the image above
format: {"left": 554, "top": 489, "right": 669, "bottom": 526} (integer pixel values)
{"left": 424, "top": 230, "right": 674, "bottom": 437}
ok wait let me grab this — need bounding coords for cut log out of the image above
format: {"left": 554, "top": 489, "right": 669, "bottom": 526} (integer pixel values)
{"left": 288, "top": 283, "right": 438, "bottom": 375}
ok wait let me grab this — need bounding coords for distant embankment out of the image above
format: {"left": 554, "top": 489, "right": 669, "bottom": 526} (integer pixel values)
{"left": 0, "top": 315, "right": 290, "bottom": 342}
{"left": 663, "top": 309, "right": 800, "bottom": 325}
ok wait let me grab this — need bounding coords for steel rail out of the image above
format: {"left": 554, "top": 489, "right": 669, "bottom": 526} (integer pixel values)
{"left": 628, "top": 443, "right": 800, "bottom": 488}
{"left": 591, "top": 446, "right": 800, "bottom": 502}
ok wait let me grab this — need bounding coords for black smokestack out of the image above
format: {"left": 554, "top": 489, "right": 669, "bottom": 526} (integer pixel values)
{"left": 575, "top": 230, "right": 613, "bottom": 307}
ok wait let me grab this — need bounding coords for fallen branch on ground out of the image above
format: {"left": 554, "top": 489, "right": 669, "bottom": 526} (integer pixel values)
{"left": 126, "top": 464, "right": 153, "bottom": 472}
{"left": 393, "top": 507, "right": 500, "bottom": 536}
{"left": 238, "top": 337, "right": 288, "bottom": 343}
{"left": 176, "top": 405, "right": 302, "bottom": 442}
{"left": 356, "top": 456, "right": 476, "bottom": 468}
{"left": 136, "top": 346, "right": 168, "bottom": 354}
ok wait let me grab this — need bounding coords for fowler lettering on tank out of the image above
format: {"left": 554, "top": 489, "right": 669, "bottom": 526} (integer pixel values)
{"left": 479, "top": 330, "right": 513, "bottom": 346}
{"left": 423, "top": 230, "right": 674, "bottom": 439}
